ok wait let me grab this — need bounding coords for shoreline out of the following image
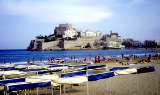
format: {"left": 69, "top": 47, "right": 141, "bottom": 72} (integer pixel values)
{"left": 0, "top": 48, "right": 159, "bottom": 51}
{"left": 27, "top": 48, "right": 160, "bottom": 51}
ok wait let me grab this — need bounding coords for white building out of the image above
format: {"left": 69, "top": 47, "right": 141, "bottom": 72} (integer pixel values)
{"left": 106, "top": 41, "right": 125, "bottom": 49}
{"left": 79, "top": 29, "right": 102, "bottom": 37}
{"left": 63, "top": 29, "right": 77, "bottom": 38}
{"left": 54, "top": 24, "right": 102, "bottom": 39}
{"left": 103, "top": 31, "right": 125, "bottom": 49}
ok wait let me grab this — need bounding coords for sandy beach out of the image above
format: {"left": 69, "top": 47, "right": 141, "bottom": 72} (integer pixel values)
{"left": 10, "top": 60, "right": 160, "bottom": 95}
{"left": 56, "top": 62, "right": 159, "bottom": 95}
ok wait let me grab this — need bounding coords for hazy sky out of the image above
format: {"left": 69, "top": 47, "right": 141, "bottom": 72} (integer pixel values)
{"left": 0, "top": 0, "right": 160, "bottom": 49}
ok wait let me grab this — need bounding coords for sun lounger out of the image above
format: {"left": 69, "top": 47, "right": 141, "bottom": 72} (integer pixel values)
{"left": 88, "top": 72, "right": 115, "bottom": 81}
{"left": 114, "top": 68, "right": 137, "bottom": 75}
{"left": 0, "top": 67, "right": 15, "bottom": 71}
{"left": 5, "top": 80, "right": 51, "bottom": 92}
{"left": 137, "top": 66, "right": 155, "bottom": 74}
{"left": 0, "top": 70, "right": 26, "bottom": 75}
{"left": 20, "top": 69, "right": 48, "bottom": 72}
{"left": 68, "top": 65, "right": 87, "bottom": 68}
{"left": 0, "top": 78, "right": 25, "bottom": 85}
{"left": 26, "top": 74, "right": 59, "bottom": 82}
{"left": 55, "top": 76, "right": 88, "bottom": 84}
{"left": 61, "top": 71, "right": 86, "bottom": 78}
{"left": 110, "top": 67, "right": 129, "bottom": 71}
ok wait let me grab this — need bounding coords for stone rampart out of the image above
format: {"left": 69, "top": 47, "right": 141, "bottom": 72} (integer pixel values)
{"left": 42, "top": 40, "right": 61, "bottom": 50}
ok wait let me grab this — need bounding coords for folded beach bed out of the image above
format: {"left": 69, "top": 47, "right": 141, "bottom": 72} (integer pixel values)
{"left": 55, "top": 76, "right": 88, "bottom": 84}
{"left": 137, "top": 66, "right": 155, "bottom": 74}
{"left": 61, "top": 70, "right": 86, "bottom": 78}
{"left": 68, "top": 65, "right": 87, "bottom": 68}
{"left": 0, "top": 70, "right": 28, "bottom": 79}
{"left": 110, "top": 67, "right": 129, "bottom": 71}
{"left": 5, "top": 80, "right": 51, "bottom": 92}
{"left": 114, "top": 68, "right": 137, "bottom": 75}
{"left": 0, "top": 78, "right": 26, "bottom": 92}
{"left": 0, "top": 78, "right": 25, "bottom": 86}
{"left": 88, "top": 71, "right": 115, "bottom": 81}
{"left": 0, "top": 67, "right": 15, "bottom": 71}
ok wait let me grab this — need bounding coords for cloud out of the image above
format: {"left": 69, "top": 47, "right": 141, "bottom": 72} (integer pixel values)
{"left": 0, "top": 0, "right": 112, "bottom": 24}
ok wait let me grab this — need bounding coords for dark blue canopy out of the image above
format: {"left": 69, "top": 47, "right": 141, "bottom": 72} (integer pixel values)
{"left": 88, "top": 72, "right": 115, "bottom": 81}
{"left": 0, "top": 78, "right": 25, "bottom": 86}
{"left": 110, "top": 67, "right": 129, "bottom": 71}
{"left": 137, "top": 66, "right": 155, "bottom": 73}
{"left": 21, "top": 69, "right": 48, "bottom": 72}
{"left": 7, "top": 81, "right": 51, "bottom": 92}
{"left": 61, "top": 71, "right": 86, "bottom": 78}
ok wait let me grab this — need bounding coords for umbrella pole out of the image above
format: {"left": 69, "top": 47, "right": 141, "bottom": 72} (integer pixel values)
{"left": 51, "top": 86, "right": 54, "bottom": 95}
{"left": 36, "top": 87, "right": 39, "bottom": 95}
{"left": 64, "top": 84, "right": 66, "bottom": 95}
{"left": 36, "top": 71, "right": 39, "bottom": 95}
{"left": 25, "top": 89, "right": 26, "bottom": 95}
{"left": 156, "top": 65, "right": 159, "bottom": 95}
{"left": 136, "top": 71, "right": 139, "bottom": 95}
{"left": 4, "top": 89, "right": 6, "bottom": 95}
{"left": 63, "top": 64, "right": 66, "bottom": 95}
{"left": 86, "top": 65, "right": 89, "bottom": 95}
{"left": 60, "top": 84, "right": 61, "bottom": 95}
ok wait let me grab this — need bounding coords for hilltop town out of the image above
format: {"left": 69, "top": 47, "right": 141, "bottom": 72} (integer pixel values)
{"left": 27, "top": 24, "right": 160, "bottom": 51}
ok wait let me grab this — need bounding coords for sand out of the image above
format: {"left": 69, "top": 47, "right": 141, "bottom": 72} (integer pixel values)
{"left": 56, "top": 62, "right": 160, "bottom": 95}
{"left": 8, "top": 61, "right": 160, "bottom": 95}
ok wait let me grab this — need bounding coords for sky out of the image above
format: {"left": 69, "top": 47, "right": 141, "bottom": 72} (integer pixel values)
{"left": 0, "top": 0, "right": 160, "bottom": 49}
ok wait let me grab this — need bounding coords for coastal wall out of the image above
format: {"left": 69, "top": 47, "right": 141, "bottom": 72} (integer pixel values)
{"left": 27, "top": 33, "right": 104, "bottom": 50}
{"left": 63, "top": 37, "right": 101, "bottom": 50}
{"left": 27, "top": 37, "right": 102, "bottom": 50}
{"left": 42, "top": 40, "right": 61, "bottom": 50}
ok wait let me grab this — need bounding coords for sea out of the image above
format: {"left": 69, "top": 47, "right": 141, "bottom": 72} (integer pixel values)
{"left": 0, "top": 49, "right": 160, "bottom": 63}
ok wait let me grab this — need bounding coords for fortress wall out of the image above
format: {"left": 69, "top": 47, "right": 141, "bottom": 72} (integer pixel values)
{"left": 63, "top": 40, "right": 84, "bottom": 49}
{"left": 42, "top": 41, "right": 60, "bottom": 50}
{"left": 63, "top": 37, "right": 101, "bottom": 49}
{"left": 30, "top": 36, "right": 102, "bottom": 50}
{"left": 79, "top": 37, "right": 102, "bottom": 40}
{"left": 33, "top": 41, "right": 38, "bottom": 50}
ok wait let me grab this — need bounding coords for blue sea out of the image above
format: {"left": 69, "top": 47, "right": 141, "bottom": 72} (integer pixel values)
{"left": 0, "top": 49, "right": 159, "bottom": 63}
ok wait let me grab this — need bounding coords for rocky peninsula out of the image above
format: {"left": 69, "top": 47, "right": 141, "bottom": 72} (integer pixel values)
{"left": 27, "top": 24, "right": 124, "bottom": 51}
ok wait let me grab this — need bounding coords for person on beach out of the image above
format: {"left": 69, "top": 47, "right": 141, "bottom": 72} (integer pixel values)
{"left": 27, "top": 59, "right": 31, "bottom": 64}
{"left": 83, "top": 57, "right": 87, "bottom": 63}
{"left": 147, "top": 54, "right": 151, "bottom": 62}
{"left": 40, "top": 58, "right": 43, "bottom": 62}
{"left": 71, "top": 56, "right": 73, "bottom": 61}
{"left": 51, "top": 58, "right": 55, "bottom": 63}
{"left": 9, "top": 61, "right": 12, "bottom": 64}
{"left": 95, "top": 56, "right": 100, "bottom": 63}
{"left": 156, "top": 52, "right": 160, "bottom": 59}
{"left": 3, "top": 60, "right": 6, "bottom": 64}
{"left": 48, "top": 58, "right": 50, "bottom": 63}
{"left": 122, "top": 54, "right": 124, "bottom": 59}
{"left": 74, "top": 56, "right": 76, "bottom": 62}
{"left": 84, "top": 57, "right": 87, "bottom": 61}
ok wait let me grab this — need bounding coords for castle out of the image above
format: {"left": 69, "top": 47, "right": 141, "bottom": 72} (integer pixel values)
{"left": 27, "top": 24, "right": 124, "bottom": 50}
